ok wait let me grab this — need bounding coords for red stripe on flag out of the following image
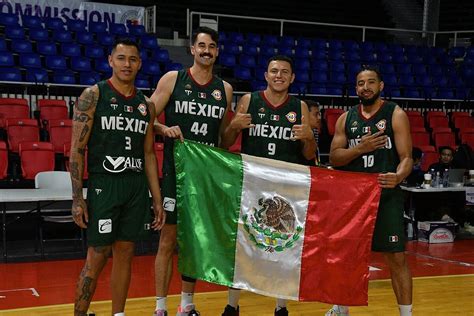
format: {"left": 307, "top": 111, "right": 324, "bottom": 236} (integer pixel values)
{"left": 299, "top": 167, "right": 381, "bottom": 305}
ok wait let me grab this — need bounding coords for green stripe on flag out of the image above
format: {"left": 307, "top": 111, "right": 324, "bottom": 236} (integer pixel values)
{"left": 174, "top": 140, "right": 243, "bottom": 286}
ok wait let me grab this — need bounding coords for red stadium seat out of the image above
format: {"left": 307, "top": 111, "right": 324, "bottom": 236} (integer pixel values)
{"left": 0, "top": 141, "right": 7, "bottom": 179}
{"left": 405, "top": 110, "right": 422, "bottom": 117}
{"left": 6, "top": 118, "right": 39, "bottom": 153}
{"left": 0, "top": 98, "right": 29, "bottom": 128}
{"left": 411, "top": 132, "right": 430, "bottom": 147}
{"left": 19, "top": 141, "right": 55, "bottom": 179}
{"left": 154, "top": 142, "right": 164, "bottom": 178}
{"left": 450, "top": 111, "right": 470, "bottom": 122}
{"left": 49, "top": 119, "right": 72, "bottom": 153}
{"left": 425, "top": 110, "right": 446, "bottom": 121}
{"left": 326, "top": 112, "right": 343, "bottom": 136}
{"left": 410, "top": 126, "right": 426, "bottom": 133}
{"left": 433, "top": 132, "right": 456, "bottom": 150}
{"left": 323, "top": 108, "right": 344, "bottom": 120}
{"left": 421, "top": 150, "right": 439, "bottom": 172}
{"left": 64, "top": 142, "right": 88, "bottom": 179}
{"left": 460, "top": 133, "right": 474, "bottom": 149}
{"left": 428, "top": 116, "right": 449, "bottom": 129}
{"left": 453, "top": 116, "right": 474, "bottom": 130}
{"left": 418, "top": 145, "right": 436, "bottom": 153}
{"left": 37, "top": 99, "right": 69, "bottom": 130}
{"left": 408, "top": 116, "right": 424, "bottom": 128}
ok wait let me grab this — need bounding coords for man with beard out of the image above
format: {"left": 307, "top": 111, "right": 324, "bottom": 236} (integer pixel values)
{"left": 326, "top": 67, "right": 413, "bottom": 316}
{"left": 150, "top": 26, "right": 233, "bottom": 316}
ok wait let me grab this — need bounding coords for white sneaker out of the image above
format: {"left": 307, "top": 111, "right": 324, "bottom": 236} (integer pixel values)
{"left": 176, "top": 304, "right": 200, "bottom": 316}
{"left": 325, "top": 305, "right": 349, "bottom": 316}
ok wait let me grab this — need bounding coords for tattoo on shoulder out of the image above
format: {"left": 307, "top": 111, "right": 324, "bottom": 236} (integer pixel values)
{"left": 76, "top": 88, "right": 98, "bottom": 111}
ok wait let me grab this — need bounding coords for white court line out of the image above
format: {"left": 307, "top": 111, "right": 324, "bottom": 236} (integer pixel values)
{"left": 0, "top": 288, "right": 40, "bottom": 297}
{"left": 369, "top": 265, "right": 381, "bottom": 271}
{"left": 408, "top": 251, "right": 474, "bottom": 267}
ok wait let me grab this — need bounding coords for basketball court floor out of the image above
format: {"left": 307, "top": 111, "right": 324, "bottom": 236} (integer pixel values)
{"left": 0, "top": 240, "right": 473, "bottom": 315}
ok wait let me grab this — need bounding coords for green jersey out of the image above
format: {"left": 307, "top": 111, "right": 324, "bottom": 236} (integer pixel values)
{"left": 163, "top": 69, "right": 227, "bottom": 172}
{"left": 87, "top": 80, "right": 150, "bottom": 175}
{"left": 342, "top": 101, "right": 400, "bottom": 173}
{"left": 241, "top": 91, "right": 308, "bottom": 165}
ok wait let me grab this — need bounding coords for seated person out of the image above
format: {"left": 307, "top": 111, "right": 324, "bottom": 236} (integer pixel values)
{"left": 428, "top": 146, "right": 454, "bottom": 177}
{"left": 305, "top": 100, "right": 321, "bottom": 165}
{"left": 405, "top": 147, "right": 423, "bottom": 186}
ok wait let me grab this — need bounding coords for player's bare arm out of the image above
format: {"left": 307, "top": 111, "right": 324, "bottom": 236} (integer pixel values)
{"left": 144, "top": 97, "right": 166, "bottom": 229}
{"left": 378, "top": 106, "right": 413, "bottom": 188}
{"left": 150, "top": 71, "right": 183, "bottom": 140}
{"left": 70, "top": 85, "right": 98, "bottom": 228}
{"left": 220, "top": 93, "right": 253, "bottom": 149}
{"left": 292, "top": 101, "right": 316, "bottom": 160}
{"left": 330, "top": 112, "right": 388, "bottom": 167}
{"left": 218, "top": 80, "right": 234, "bottom": 149}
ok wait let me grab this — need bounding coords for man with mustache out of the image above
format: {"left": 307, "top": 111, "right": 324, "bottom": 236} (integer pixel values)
{"left": 150, "top": 26, "right": 233, "bottom": 316}
{"left": 327, "top": 66, "right": 413, "bottom": 316}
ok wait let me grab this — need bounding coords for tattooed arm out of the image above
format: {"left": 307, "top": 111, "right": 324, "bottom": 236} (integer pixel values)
{"left": 70, "top": 86, "right": 98, "bottom": 228}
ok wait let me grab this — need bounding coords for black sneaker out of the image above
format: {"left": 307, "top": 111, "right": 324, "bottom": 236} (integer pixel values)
{"left": 222, "top": 304, "right": 239, "bottom": 316}
{"left": 274, "top": 307, "right": 288, "bottom": 316}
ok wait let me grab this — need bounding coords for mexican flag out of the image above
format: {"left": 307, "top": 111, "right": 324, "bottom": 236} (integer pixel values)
{"left": 175, "top": 140, "right": 381, "bottom": 305}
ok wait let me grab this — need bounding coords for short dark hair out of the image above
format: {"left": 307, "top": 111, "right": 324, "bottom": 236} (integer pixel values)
{"left": 304, "top": 100, "right": 320, "bottom": 110}
{"left": 191, "top": 26, "right": 219, "bottom": 45}
{"left": 267, "top": 55, "right": 294, "bottom": 73}
{"left": 439, "top": 146, "right": 454, "bottom": 155}
{"left": 356, "top": 65, "right": 383, "bottom": 81}
{"left": 111, "top": 38, "right": 140, "bottom": 54}
{"left": 412, "top": 147, "right": 422, "bottom": 160}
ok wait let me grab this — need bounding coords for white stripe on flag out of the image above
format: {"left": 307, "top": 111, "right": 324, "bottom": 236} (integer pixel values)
{"left": 233, "top": 154, "right": 311, "bottom": 300}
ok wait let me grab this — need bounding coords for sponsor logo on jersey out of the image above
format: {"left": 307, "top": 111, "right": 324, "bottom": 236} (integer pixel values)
{"left": 258, "top": 107, "right": 265, "bottom": 113}
{"left": 144, "top": 223, "right": 151, "bottom": 230}
{"left": 138, "top": 103, "right": 147, "bottom": 116}
{"left": 198, "top": 92, "right": 206, "bottom": 99}
{"left": 270, "top": 114, "right": 280, "bottom": 121}
{"left": 258, "top": 113, "right": 265, "bottom": 119}
{"left": 102, "top": 156, "right": 143, "bottom": 173}
{"left": 376, "top": 119, "right": 387, "bottom": 131}
{"left": 211, "top": 89, "right": 222, "bottom": 101}
{"left": 389, "top": 235, "right": 399, "bottom": 243}
{"left": 286, "top": 111, "right": 297, "bottom": 123}
{"left": 163, "top": 197, "right": 176, "bottom": 212}
{"left": 98, "top": 219, "right": 112, "bottom": 233}
{"left": 352, "top": 121, "right": 358, "bottom": 127}
{"left": 95, "top": 188, "right": 102, "bottom": 195}
{"left": 185, "top": 83, "right": 192, "bottom": 89}
{"left": 185, "top": 89, "right": 192, "bottom": 96}
{"left": 124, "top": 105, "right": 133, "bottom": 113}
{"left": 110, "top": 97, "right": 118, "bottom": 110}
{"left": 351, "top": 127, "right": 358, "bottom": 133}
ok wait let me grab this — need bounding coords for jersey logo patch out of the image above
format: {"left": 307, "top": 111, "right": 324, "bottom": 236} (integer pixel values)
{"left": 163, "top": 197, "right": 176, "bottom": 212}
{"left": 185, "top": 89, "right": 192, "bottom": 95}
{"left": 258, "top": 113, "right": 265, "bottom": 119}
{"left": 98, "top": 219, "right": 112, "bottom": 234}
{"left": 124, "top": 105, "right": 133, "bottom": 113}
{"left": 198, "top": 92, "right": 206, "bottom": 99}
{"left": 138, "top": 103, "right": 147, "bottom": 116}
{"left": 211, "top": 89, "right": 222, "bottom": 101}
{"left": 286, "top": 111, "right": 297, "bottom": 123}
{"left": 103, "top": 156, "right": 143, "bottom": 173}
{"left": 95, "top": 188, "right": 102, "bottom": 195}
{"left": 270, "top": 114, "right": 280, "bottom": 121}
{"left": 389, "top": 235, "right": 399, "bottom": 243}
{"left": 362, "top": 126, "right": 371, "bottom": 133}
{"left": 376, "top": 119, "right": 387, "bottom": 131}
{"left": 110, "top": 97, "right": 118, "bottom": 110}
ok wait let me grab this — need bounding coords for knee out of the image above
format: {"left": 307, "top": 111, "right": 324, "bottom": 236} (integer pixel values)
{"left": 384, "top": 252, "right": 408, "bottom": 270}
{"left": 157, "top": 230, "right": 177, "bottom": 254}
{"left": 113, "top": 242, "right": 135, "bottom": 259}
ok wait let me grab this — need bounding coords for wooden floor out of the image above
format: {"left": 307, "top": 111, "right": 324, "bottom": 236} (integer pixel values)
{"left": 1, "top": 240, "right": 474, "bottom": 315}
